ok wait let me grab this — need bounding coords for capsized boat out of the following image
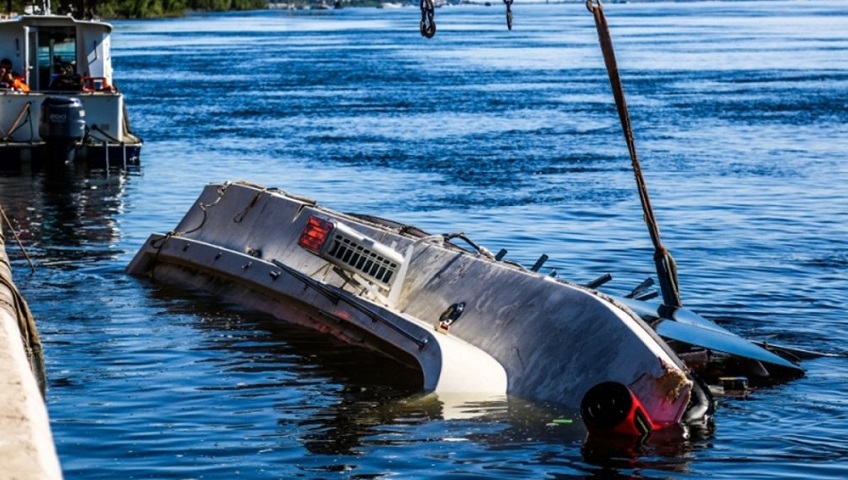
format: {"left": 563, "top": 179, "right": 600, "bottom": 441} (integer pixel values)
{"left": 0, "top": 2, "right": 142, "bottom": 167}
{"left": 127, "top": 180, "right": 803, "bottom": 439}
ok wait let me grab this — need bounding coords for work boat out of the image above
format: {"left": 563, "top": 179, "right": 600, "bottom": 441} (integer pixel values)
{"left": 128, "top": 181, "right": 804, "bottom": 440}
{"left": 0, "top": 4, "right": 142, "bottom": 167}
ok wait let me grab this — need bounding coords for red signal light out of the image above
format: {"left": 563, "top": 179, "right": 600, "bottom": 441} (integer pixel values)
{"left": 298, "top": 216, "right": 334, "bottom": 253}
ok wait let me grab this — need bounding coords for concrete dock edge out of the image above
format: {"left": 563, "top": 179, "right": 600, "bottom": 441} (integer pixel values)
{"left": 0, "top": 232, "right": 63, "bottom": 479}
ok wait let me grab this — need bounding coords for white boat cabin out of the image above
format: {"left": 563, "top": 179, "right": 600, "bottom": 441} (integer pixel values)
{"left": 0, "top": 11, "right": 141, "bottom": 167}
{"left": 0, "top": 14, "right": 113, "bottom": 92}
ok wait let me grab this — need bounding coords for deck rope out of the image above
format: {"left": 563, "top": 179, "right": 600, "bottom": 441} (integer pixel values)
{"left": 1, "top": 101, "right": 32, "bottom": 141}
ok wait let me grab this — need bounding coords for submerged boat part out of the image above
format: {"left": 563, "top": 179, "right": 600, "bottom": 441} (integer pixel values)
{"left": 128, "top": 181, "right": 722, "bottom": 431}
{"left": 120, "top": 2, "right": 811, "bottom": 441}
{"left": 617, "top": 297, "right": 803, "bottom": 376}
{"left": 126, "top": 1, "right": 806, "bottom": 440}
{"left": 122, "top": 180, "right": 801, "bottom": 438}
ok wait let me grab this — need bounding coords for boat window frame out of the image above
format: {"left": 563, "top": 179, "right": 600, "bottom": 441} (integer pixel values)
{"left": 35, "top": 25, "right": 77, "bottom": 90}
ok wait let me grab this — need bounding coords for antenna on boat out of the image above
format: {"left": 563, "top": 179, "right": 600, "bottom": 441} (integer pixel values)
{"left": 586, "top": 0, "right": 682, "bottom": 308}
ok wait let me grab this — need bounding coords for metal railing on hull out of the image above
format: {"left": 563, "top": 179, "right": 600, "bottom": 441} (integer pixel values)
{"left": 89, "top": 125, "right": 131, "bottom": 170}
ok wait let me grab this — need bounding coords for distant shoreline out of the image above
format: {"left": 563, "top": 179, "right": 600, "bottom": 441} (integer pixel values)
{"left": 15, "top": 0, "right": 805, "bottom": 21}
{"left": 93, "top": 1, "right": 606, "bottom": 21}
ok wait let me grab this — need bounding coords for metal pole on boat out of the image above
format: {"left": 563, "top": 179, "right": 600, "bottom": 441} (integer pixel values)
{"left": 587, "top": 0, "right": 682, "bottom": 308}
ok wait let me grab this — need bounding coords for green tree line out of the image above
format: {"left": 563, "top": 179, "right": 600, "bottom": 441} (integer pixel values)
{"left": 6, "top": 1, "right": 269, "bottom": 18}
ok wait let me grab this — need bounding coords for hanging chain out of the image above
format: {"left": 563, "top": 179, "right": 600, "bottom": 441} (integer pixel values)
{"left": 420, "top": 0, "right": 515, "bottom": 37}
{"left": 420, "top": 0, "right": 436, "bottom": 39}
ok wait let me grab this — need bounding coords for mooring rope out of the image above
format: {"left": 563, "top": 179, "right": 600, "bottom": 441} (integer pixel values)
{"left": 0, "top": 204, "right": 35, "bottom": 273}
{"left": 89, "top": 124, "right": 122, "bottom": 143}
{"left": 148, "top": 182, "right": 239, "bottom": 278}
{"left": 1, "top": 101, "right": 32, "bottom": 141}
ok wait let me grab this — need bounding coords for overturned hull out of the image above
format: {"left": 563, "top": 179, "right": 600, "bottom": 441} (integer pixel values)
{"left": 128, "top": 181, "right": 799, "bottom": 433}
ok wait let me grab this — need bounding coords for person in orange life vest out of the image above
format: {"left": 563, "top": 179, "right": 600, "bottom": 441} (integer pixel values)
{"left": 0, "top": 58, "right": 30, "bottom": 92}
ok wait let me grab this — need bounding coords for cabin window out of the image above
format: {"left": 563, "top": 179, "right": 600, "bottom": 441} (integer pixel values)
{"left": 36, "top": 27, "right": 77, "bottom": 90}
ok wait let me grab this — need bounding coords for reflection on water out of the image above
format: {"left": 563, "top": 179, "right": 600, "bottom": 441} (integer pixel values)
{"left": 1, "top": 2, "right": 847, "bottom": 479}
{"left": 0, "top": 164, "right": 136, "bottom": 268}
{"left": 150, "top": 281, "right": 725, "bottom": 478}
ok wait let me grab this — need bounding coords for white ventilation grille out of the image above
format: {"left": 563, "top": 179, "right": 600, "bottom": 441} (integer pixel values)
{"left": 299, "top": 216, "right": 404, "bottom": 290}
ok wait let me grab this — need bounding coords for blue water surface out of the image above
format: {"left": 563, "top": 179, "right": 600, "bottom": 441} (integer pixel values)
{"left": 1, "top": 1, "right": 847, "bottom": 478}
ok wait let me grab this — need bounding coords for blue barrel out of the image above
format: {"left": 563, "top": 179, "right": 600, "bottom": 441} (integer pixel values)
{"left": 39, "top": 96, "right": 86, "bottom": 142}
